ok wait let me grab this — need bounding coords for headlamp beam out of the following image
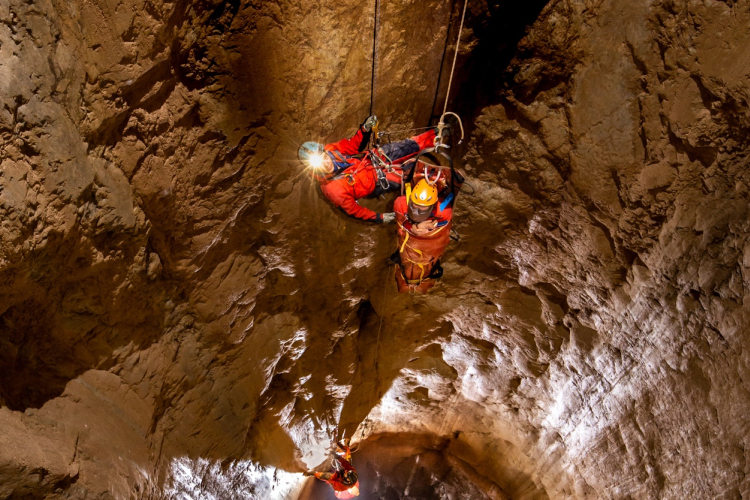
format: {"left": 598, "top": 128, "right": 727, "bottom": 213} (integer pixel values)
{"left": 309, "top": 153, "right": 325, "bottom": 169}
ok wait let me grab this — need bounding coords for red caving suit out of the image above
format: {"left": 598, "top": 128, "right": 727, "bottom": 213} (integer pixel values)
{"left": 315, "top": 127, "right": 436, "bottom": 223}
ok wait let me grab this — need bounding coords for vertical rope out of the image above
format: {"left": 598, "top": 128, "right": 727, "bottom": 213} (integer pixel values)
{"left": 373, "top": 264, "right": 388, "bottom": 391}
{"left": 356, "top": 266, "right": 390, "bottom": 446}
{"left": 403, "top": 455, "right": 421, "bottom": 496}
{"left": 431, "top": 0, "right": 458, "bottom": 120}
{"left": 369, "top": 0, "right": 381, "bottom": 115}
{"left": 442, "top": 0, "right": 469, "bottom": 117}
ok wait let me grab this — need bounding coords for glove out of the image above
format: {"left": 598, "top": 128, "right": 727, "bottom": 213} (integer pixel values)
{"left": 381, "top": 212, "right": 396, "bottom": 224}
{"left": 363, "top": 115, "right": 378, "bottom": 132}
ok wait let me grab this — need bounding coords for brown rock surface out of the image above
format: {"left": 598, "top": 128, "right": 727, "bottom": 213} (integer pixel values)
{"left": 1, "top": 0, "right": 749, "bottom": 498}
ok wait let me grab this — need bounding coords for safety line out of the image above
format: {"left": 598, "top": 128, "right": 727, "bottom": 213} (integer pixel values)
{"left": 370, "top": 265, "right": 390, "bottom": 417}
{"left": 379, "top": 126, "right": 434, "bottom": 135}
{"left": 403, "top": 455, "right": 421, "bottom": 496}
{"left": 356, "top": 264, "right": 390, "bottom": 447}
{"left": 369, "top": 0, "right": 381, "bottom": 115}
{"left": 442, "top": 0, "right": 469, "bottom": 117}
{"left": 431, "top": 0, "right": 458, "bottom": 120}
{"left": 374, "top": 260, "right": 389, "bottom": 381}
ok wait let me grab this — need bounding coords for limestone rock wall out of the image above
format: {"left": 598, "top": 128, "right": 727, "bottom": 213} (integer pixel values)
{"left": 1, "top": 0, "right": 749, "bottom": 498}
{"left": 454, "top": 1, "right": 750, "bottom": 496}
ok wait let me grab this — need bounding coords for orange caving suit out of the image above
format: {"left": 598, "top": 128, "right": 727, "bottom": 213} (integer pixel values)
{"left": 393, "top": 195, "right": 454, "bottom": 293}
{"left": 393, "top": 167, "right": 462, "bottom": 293}
{"left": 315, "top": 128, "right": 436, "bottom": 223}
{"left": 314, "top": 445, "right": 360, "bottom": 499}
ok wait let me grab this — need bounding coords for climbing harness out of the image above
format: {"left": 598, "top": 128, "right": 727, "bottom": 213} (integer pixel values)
{"left": 328, "top": 149, "right": 411, "bottom": 192}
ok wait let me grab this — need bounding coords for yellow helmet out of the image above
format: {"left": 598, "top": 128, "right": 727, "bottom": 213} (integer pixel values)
{"left": 409, "top": 180, "right": 438, "bottom": 206}
{"left": 406, "top": 180, "right": 438, "bottom": 223}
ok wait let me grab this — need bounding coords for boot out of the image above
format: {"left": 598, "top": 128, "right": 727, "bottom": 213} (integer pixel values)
{"left": 387, "top": 250, "right": 401, "bottom": 266}
{"left": 428, "top": 261, "right": 443, "bottom": 280}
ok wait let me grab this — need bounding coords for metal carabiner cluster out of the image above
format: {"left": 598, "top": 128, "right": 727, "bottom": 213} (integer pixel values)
{"left": 371, "top": 148, "right": 392, "bottom": 190}
{"left": 433, "top": 112, "right": 465, "bottom": 151}
{"left": 434, "top": 121, "right": 449, "bottom": 150}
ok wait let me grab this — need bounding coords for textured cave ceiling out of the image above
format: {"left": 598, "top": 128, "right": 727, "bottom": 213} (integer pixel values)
{"left": 1, "top": 0, "right": 750, "bottom": 498}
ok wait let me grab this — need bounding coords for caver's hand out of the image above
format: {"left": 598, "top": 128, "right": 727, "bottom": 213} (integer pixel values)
{"left": 381, "top": 212, "right": 396, "bottom": 224}
{"left": 411, "top": 220, "right": 437, "bottom": 235}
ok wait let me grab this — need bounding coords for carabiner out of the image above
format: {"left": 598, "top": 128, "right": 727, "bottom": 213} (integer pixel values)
{"left": 424, "top": 165, "right": 442, "bottom": 185}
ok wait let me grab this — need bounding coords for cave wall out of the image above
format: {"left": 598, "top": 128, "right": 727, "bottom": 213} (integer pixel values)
{"left": 0, "top": 0, "right": 455, "bottom": 496}
{"left": 1, "top": 0, "right": 749, "bottom": 498}
{"left": 362, "top": 0, "right": 750, "bottom": 497}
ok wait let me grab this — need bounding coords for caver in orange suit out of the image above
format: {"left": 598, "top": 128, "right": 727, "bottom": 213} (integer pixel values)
{"left": 393, "top": 165, "right": 463, "bottom": 293}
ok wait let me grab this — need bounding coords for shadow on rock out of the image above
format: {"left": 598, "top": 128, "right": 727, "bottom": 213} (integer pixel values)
{"left": 0, "top": 231, "right": 166, "bottom": 411}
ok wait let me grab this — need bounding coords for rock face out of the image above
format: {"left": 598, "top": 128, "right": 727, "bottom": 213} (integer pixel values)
{"left": 1, "top": 0, "right": 749, "bottom": 498}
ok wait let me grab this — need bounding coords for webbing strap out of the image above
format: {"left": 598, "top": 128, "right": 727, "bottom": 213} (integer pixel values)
{"left": 398, "top": 266, "right": 430, "bottom": 285}
{"left": 398, "top": 232, "right": 427, "bottom": 284}
{"left": 399, "top": 231, "right": 410, "bottom": 253}
{"left": 439, "top": 193, "right": 454, "bottom": 211}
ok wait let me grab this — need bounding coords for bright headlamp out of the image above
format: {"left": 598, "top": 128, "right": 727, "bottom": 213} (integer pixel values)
{"left": 309, "top": 153, "right": 325, "bottom": 169}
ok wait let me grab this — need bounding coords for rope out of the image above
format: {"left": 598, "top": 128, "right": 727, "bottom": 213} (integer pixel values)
{"left": 442, "top": 0, "right": 469, "bottom": 118}
{"left": 356, "top": 265, "right": 390, "bottom": 445}
{"left": 379, "top": 126, "right": 435, "bottom": 136}
{"left": 431, "top": 0, "right": 458, "bottom": 119}
{"left": 369, "top": 0, "right": 381, "bottom": 116}
{"left": 374, "top": 264, "right": 388, "bottom": 386}
{"left": 403, "top": 455, "right": 421, "bottom": 496}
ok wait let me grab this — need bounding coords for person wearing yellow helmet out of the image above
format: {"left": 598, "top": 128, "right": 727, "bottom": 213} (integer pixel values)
{"left": 394, "top": 179, "right": 452, "bottom": 236}
{"left": 390, "top": 164, "right": 464, "bottom": 293}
